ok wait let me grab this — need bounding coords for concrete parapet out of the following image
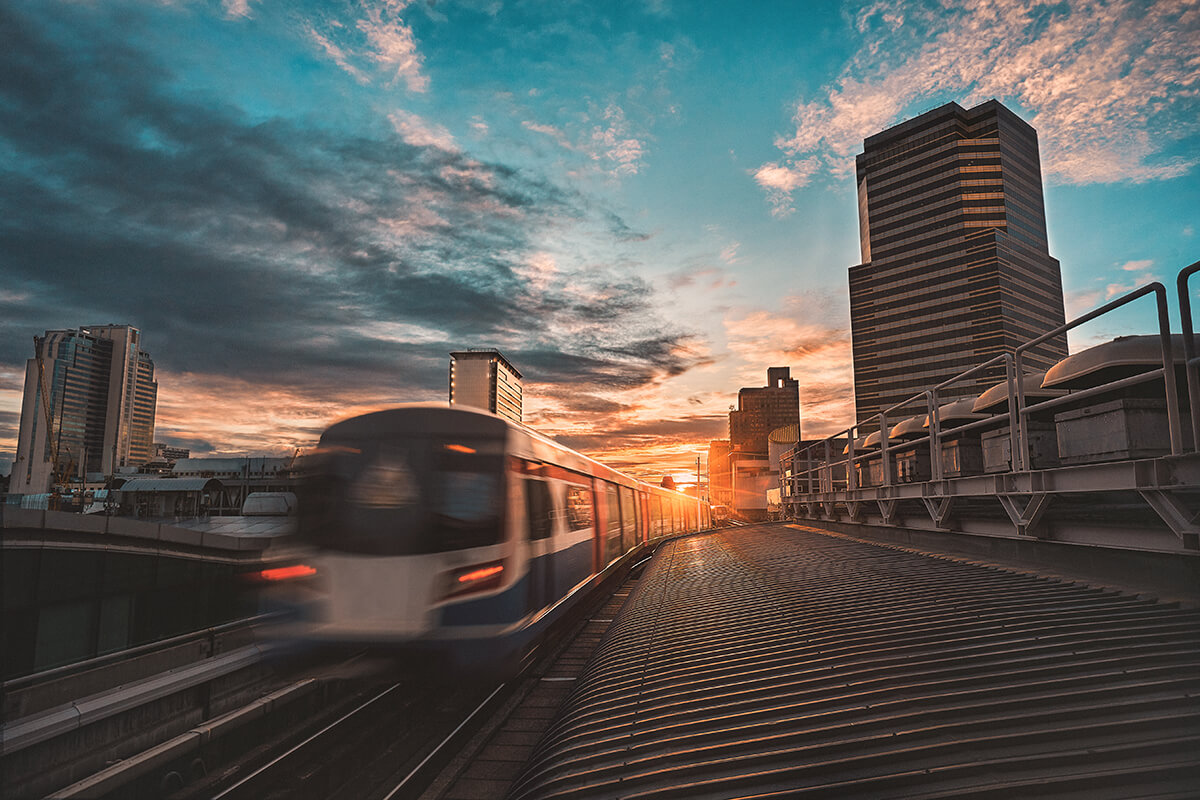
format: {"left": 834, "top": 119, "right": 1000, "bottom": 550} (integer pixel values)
{"left": 1, "top": 643, "right": 284, "bottom": 799}
{"left": 158, "top": 523, "right": 205, "bottom": 547}
{"left": 44, "top": 679, "right": 317, "bottom": 800}
{"left": 52, "top": 513, "right": 109, "bottom": 534}
{"left": 0, "top": 506, "right": 46, "bottom": 529}
{"left": 101, "top": 514, "right": 158, "bottom": 540}
{"left": 3, "top": 510, "right": 278, "bottom": 555}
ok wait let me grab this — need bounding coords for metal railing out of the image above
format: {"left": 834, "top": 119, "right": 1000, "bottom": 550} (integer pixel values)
{"left": 1177, "top": 259, "right": 1200, "bottom": 451}
{"left": 784, "top": 260, "right": 1199, "bottom": 505}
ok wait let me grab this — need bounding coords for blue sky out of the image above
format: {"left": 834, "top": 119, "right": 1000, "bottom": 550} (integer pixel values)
{"left": 1, "top": 0, "right": 1197, "bottom": 479}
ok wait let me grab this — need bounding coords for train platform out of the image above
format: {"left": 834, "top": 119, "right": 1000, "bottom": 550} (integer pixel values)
{"left": 497, "top": 523, "right": 1200, "bottom": 799}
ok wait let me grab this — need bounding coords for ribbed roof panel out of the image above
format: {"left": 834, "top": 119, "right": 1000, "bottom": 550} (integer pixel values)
{"left": 510, "top": 526, "right": 1200, "bottom": 799}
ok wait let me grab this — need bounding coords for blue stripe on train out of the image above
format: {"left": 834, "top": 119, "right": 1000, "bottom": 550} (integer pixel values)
{"left": 440, "top": 537, "right": 595, "bottom": 627}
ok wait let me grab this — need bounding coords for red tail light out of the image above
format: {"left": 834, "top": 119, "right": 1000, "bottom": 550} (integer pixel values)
{"left": 443, "top": 560, "right": 505, "bottom": 599}
{"left": 244, "top": 564, "right": 317, "bottom": 583}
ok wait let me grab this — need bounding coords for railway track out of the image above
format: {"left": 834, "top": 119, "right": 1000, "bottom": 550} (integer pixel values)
{"left": 174, "top": 554, "right": 649, "bottom": 800}
{"left": 204, "top": 677, "right": 494, "bottom": 800}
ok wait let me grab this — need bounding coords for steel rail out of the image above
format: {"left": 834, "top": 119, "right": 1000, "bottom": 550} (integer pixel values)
{"left": 382, "top": 682, "right": 507, "bottom": 800}
{"left": 210, "top": 681, "right": 404, "bottom": 800}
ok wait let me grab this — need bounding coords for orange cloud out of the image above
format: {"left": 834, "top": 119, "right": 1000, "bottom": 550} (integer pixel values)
{"left": 724, "top": 298, "right": 857, "bottom": 438}
{"left": 153, "top": 370, "right": 404, "bottom": 456}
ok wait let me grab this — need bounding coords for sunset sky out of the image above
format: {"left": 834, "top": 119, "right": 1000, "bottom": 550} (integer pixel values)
{"left": 1, "top": 0, "right": 1197, "bottom": 481}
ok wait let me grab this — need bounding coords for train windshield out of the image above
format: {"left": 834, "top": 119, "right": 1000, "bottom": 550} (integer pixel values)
{"left": 300, "top": 435, "right": 506, "bottom": 555}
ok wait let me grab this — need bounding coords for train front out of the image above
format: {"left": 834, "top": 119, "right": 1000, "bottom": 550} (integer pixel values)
{"left": 268, "top": 407, "right": 527, "bottom": 673}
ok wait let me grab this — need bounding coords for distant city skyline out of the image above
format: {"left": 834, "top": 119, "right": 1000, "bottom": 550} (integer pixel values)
{"left": 1, "top": 1, "right": 1197, "bottom": 481}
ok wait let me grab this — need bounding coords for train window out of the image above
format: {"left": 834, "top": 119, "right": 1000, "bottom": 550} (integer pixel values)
{"left": 436, "top": 472, "right": 500, "bottom": 524}
{"left": 565, "top": 485, "right": 594, "bottom": 531}
{"left": 303, "top": 436, "right": 505, "bottom": 555}
{"left": 604, "top": 484, "right": 622, "bottom": 562}
{"left": 619, "top": 486, "right": 637, "bottom": 551}
{"left": 526, "top": 479, "right": 553, "bottom": 540}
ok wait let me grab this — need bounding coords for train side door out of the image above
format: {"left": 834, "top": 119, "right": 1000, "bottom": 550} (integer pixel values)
{"left": 524, "top": 476, "right": 555, "bottom": 612}
{"left": 602, "top": 483, "right": 622, "bottom": 566}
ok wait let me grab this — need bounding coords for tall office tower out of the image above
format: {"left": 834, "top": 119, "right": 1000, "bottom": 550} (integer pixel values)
{"left": 14, "top": 325, "right": 159, "bottom": 492}
{"left": 449, "top": 349, "right": 523, "bottom": 423}
{"left": 728, "top": 367, "right": 801, "bottom": 455}
{"left": 849, "top": 100, "right": 1068, "bottom": 426}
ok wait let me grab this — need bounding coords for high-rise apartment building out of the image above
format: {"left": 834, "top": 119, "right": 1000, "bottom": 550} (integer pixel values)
{"left": 449, "top": 349, "right": 523, "bottom": 423}
{"left": 729, "top": 367, "right": 801, "bottom": 455}
{"left": 849, "top": 100, "right": 1068, "bottom": 426}
{"left": 14, "top": 325, "right": 158, "bottom": 492}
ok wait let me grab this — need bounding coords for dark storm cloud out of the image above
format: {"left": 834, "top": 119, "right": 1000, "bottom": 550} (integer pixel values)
{"left": 555, "top": 414, "right": 729, "bottom": 454}
{"left": 512, "top": 330, "right": 711, "bottom": 392}
{"left": 0, "top": 4, "right": 702, "bottom": 401}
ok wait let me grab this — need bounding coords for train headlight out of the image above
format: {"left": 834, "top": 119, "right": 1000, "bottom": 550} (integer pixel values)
{"left": 442, "top": 560, "right": 506, "bottom": 600}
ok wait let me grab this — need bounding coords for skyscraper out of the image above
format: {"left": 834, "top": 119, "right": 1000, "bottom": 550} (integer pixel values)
{"left": 449, "top": 349, "right": 523, "bottom": 423}
{"left": 848, "top": 100, "right": 1068, "bottom": 426}
{"left": 729, "top": 367, "right": 801, "bottom": 455}
{"left": 14, "top": 325, "right": 158, "bottom": 492}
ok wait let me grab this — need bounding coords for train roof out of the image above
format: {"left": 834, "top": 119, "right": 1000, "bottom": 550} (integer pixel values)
{"left": 319, "top": 404, "right": 695, "bottom": 501}
{"left": 322, "top": 404, "right": 510, "bottom": 439}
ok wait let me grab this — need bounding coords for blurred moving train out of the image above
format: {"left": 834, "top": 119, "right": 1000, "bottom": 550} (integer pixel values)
{"left": 266, "top": 405, "right": 709, "bottom": 673}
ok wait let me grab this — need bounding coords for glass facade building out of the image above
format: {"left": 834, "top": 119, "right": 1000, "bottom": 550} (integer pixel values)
{"left": 14, "top": 325, "right": 158, "bottom": 492}
{"left": 849, "top": 100, "right": 1068, "bottom": 426}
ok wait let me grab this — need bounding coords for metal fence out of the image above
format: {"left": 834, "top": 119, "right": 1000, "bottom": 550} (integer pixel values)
{"left": 781, "top": 259, "right": 1200, "bottom": 550}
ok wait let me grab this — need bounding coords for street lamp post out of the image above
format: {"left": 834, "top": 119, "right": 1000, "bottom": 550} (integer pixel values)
{"left": 696, "top": 454, "right": 702, "bottom": 532}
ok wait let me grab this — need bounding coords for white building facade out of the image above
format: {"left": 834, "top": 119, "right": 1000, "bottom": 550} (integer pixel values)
{"left": 449, "top": 350, "right": 523, "bottom": 423}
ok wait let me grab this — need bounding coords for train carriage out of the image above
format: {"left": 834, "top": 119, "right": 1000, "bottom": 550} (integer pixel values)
{"left": 268, "top": 405, "right": 709, "bottom": 674}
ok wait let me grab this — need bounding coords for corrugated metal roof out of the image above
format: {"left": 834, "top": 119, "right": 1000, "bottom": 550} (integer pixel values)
{"left": 171, "top": 457, "right": 289, "bottom": 474}
{"left": 116, "top": 477, "right": 221, "bottom": 492}
{"left": 510, "top": 525, "right": 1200, "bottom": 799}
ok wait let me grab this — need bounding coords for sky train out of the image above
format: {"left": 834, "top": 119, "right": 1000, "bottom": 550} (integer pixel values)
{"left": 266, "top": 405, "right": 710, "bottom": 674}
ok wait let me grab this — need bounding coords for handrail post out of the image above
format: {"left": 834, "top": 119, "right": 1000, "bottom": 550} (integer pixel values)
{"left": 823, "top": 439, "right": 832, "bottom": 492}
{"left": 878, "top": 412, "right": 891, "bottom": 486}
{"left": 847, "top": 427, "right": 857, "bottom": 492}
{"left": 806, "top": 445, "right": 813, "bottom": 496}
{"left": 1003, "top": 354, "right": 1021, "bottom": 472}
{"left": 1153, "top": 284, "right": 1183, "bottom": 455}
{"left": 1015, "top": 348, "right": 1029, "bottom": 472}
{"left": 1177, "top": 260, "right": 1200, "bottom": 452}
{"left": 927, "top": 390, "right": 942, "bottom": 482}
